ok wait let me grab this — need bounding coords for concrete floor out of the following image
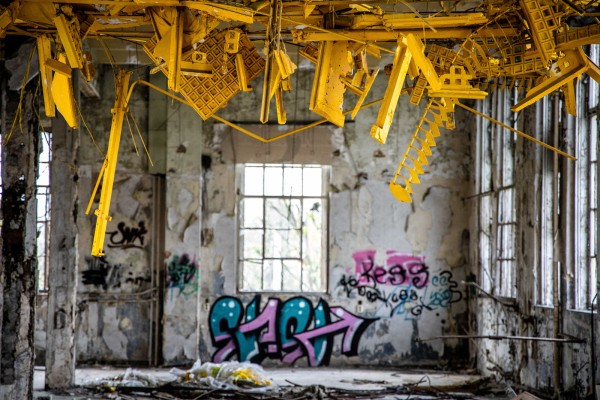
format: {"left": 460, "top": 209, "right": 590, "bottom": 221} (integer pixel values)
{"left": 33, "top": 366, "right": 515, "bottom": 399}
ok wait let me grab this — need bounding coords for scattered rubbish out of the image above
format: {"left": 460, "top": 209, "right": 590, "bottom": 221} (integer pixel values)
{"left": 83, "top": 368, "right": 175, "bottom": 389}
{"left": 169, "top": 360, "right": 275, "bottom": 391}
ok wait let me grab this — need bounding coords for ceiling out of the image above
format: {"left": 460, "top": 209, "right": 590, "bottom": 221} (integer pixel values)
{"left": 1, "top": 0, "right": 599, "bottom": 203}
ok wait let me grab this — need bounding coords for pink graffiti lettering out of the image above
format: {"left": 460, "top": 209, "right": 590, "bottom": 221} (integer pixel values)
{"left": 352, "top": 250, "right": 429, "bottom": 288}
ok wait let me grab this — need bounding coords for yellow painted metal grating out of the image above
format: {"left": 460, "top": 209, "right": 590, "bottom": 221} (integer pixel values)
{"left": 520, "top": 0, "right": 559, "bottom": 64}
{"left": 556, "top": 24, "right": 600, "bottom": 50}
{"left": 145, "top": 29, "right": 264, "bottom": 119}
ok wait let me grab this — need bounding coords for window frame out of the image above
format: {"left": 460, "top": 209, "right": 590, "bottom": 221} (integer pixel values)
{"left": 477, "top": 88, "right": 518, "bottom": 299}
{"left": 235, "top": 163, "right": 329, "bottom": 294}
{"left": 572, "top": 44, "right": 599, "bottom": 310}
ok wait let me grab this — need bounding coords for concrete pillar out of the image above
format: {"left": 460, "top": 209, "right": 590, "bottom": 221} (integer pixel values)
{"left": 45, "top": 108, "right": 79, "bottom": 388}
{"left": 0, "top": 70, "right": 39, "bottom": 399}
{"left": 162, "top": 97, "right": 203, "bottom": 363}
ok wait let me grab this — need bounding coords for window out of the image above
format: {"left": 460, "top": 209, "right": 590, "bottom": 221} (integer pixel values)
{"left": 538, "top": 96, "right": 556, "bottom": 306}
{"left": 237, "top": 163, "right": 328, "bottom": 292}
{"left": 477, "top": 88, "right": 517, "bottom": 298}
{"left": 36, "top": 132, "right": 52, "bottom": 292}
{"left": 573, "top": 45, "right": 599, "bottom": 309}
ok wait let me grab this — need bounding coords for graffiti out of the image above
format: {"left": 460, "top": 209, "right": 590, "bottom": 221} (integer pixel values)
{"left": 107, "top": 221, "right": 148, "bottom": 249}
{"left": 82, "top": 257, "right": 151, "bottom": 291}
{"left": 352, "top": 250, "right": 429, "bottom": 288}
{"left": 339, "top": 250, "right": 462, "bottom": 319}
{"left": 166, "top": 253, "right": 199, "bottom": 297}
{"left": 82, "top": 256, "right": 122, "bottom": 290}
{"left": 209, "top": 296, "right": 376, "bottom": 367}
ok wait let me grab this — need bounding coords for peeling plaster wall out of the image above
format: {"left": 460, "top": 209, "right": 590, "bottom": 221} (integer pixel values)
{"left": 198, "top": 70, "right": 471, "bottom": 368}
{"left": 75, "top": 67, "right": 155, "bottom": 364}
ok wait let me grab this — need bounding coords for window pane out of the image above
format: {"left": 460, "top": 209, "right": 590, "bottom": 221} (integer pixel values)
{"left": 241, "top": 229, "right": 263, "bottom": 259}
{"left": 241, "top": 260, "right": 262, "bottom": 290}
{"left": 37, "top": 163, "right": 50, "bottom": 186}
{"left": 303, "top": 167, "right": 322, "bottom": 196}
{"left": 37, "top": 193, "right": 47, "bottom": 221}
{"left": 264, "top": 166, "right": 283, "bottom": 196}
{"left": 266, "top": 199, "right": 301, "bottom": 229}
{"left": 244, "top": 166, "right": 264, "bottom": 195}
{"left": 265, "top": 229, "right": 300, "bottom": 258}
{"left": 283, "top": 166, "right": 302, "bottom": 196}
{"left": 263, "top": 259, "right": 282, "bottom": 290}
{"left": 241, "top": 198, "right": 263, "bottom": 228}
{"left": 282, "top": 260, "right": 301, "bottom": 291}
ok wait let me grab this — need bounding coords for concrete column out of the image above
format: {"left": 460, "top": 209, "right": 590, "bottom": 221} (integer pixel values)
{"left": 0, "top": 73, "right": 39, "bottom": 398}
{"left": 162, "top": 99, "right": 203, "bottom": 363}
{"left": 45, "top": 108, "right": 79, "bottom": 388}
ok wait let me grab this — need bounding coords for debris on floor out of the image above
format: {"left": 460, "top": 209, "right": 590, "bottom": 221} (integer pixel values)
{"left": 76, "top": 364, "right": 511, "bottom": 400}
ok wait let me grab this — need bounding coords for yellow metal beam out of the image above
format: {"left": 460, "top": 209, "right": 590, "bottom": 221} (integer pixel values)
{"left": 351, "top": 13, "right": 488, "bottom": 29}
{"left": 51, "top": 53, "right": 78, "bottom": 128}
{"left": 184, "top": 1, "right": 254, "bottom": 23}
{"left": 54, "top": 13, "right": 84, "bottom": 69}
{"left": 457, "top": 101, "right": 576, "bottom": 160}
{"left": 0, "top": 0, "right": 20, "bottom": 38}
{"left": 405, "top": 34, "right": 441, "bottom": 91}
{"left": 563, "top": 80, "right": 576, "bottom": 116}
{"left": 370, "top": 37, "right": 412, "bottom": 144}
{"left": 36, "top": 34, "right": 55, "bottom": 118}
{"left": 309, "top": 41, "right": 352, "bottom": 127}
{"left": 512, "top": 48, "right": 588, "bottom": 112}
{"left": 291, "top": 27, "right": 520, "bottom": 43}
{"left": 90, "top": 70, "right": 132, "bottom": 257}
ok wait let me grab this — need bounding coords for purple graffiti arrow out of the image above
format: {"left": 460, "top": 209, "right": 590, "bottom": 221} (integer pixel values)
{"left": 283, "top": 307, "right": 373, "bottom": 366}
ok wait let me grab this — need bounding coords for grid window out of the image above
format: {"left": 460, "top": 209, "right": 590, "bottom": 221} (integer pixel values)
{"left": 573, "top": 44, "right": 599, "bottom": 309}
{"left": 238, "top": 164, "right": 328, "bottom": 292}
{"left": 477, "top": 88, "right": 517, "bottom": 298}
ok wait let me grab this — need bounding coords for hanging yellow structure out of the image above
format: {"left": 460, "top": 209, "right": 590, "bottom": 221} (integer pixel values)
{"left": 2, "top": 0, "right": 600, "bottom": 255}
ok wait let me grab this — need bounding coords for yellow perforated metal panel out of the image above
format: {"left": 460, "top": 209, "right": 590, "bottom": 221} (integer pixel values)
{"left": 145, "top": 29, "right": 264, "bottom": 119}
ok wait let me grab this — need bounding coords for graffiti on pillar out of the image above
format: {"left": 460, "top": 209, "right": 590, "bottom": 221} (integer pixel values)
{"left": 166, "top": 253, "right": 199, "bottom": 298}
{"left": 82, "top": 256, "right": 123, "bottom": 290}
{"left": 338, "top": 250, "right": 463, "bottom": 318}
{"left": 82, "top": 256, "right": 151, "bottom": 291}
{"left": 107, "top": 221, "right": 148, "bottom": 249}
{"left": 209, "top": 295, "right": 376, "bottom": 366}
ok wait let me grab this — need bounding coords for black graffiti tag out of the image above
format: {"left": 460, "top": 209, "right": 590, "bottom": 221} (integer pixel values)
{"left": 82, "top": 256, "right": 122, "bottom": 290}
{"left": 108, "top": 221, "right": 148, "bottom": 249}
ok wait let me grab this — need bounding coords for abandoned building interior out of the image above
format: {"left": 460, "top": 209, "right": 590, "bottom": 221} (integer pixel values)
{"left": 1, "top": 0, "right": 600, "bottom": 398}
